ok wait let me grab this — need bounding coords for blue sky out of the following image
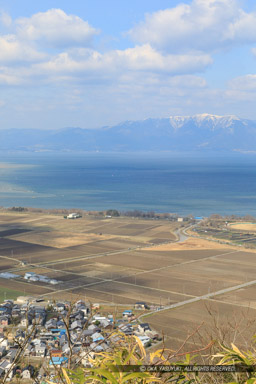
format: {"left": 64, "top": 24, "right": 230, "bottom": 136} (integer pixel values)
{"left": 0, "top": 0, "right": 256, "bottom": 129}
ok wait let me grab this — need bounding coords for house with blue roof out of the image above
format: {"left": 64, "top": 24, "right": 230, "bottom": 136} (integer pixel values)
{"left": 123, "top": 310, "right": 132, "bottom": 315}
{"left": 91, "top": 332, "right": 104, "bottom": 342}
{"left": 49, "top": 357, "right": 68, "bottom": 366}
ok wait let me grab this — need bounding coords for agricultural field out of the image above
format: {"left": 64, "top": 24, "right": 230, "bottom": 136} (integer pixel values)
{"left": 0, "top": 210, "right": 256, "bottom": 347}
{"left": 146, "top": 299, "right": 256, "bottom": 350}
{"left": 229, "top": 222, "right": 256, "bottom": 232}
{"left": 0, "top": 286, "right": 26, "bottom": 302}
{"left": 192, "top": 218, "right": 256, "bottom": 247}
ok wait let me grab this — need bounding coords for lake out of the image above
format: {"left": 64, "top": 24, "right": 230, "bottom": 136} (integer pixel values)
{"left": 0, "top": 151, "right": 255, "bottom": 217}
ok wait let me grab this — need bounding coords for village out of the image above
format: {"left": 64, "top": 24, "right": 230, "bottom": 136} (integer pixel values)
{"left": 0, "top": 295, "right": 160, "bottom": 383}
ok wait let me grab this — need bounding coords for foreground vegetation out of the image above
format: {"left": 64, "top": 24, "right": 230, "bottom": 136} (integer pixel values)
{"left": 46, "top": 334, "right": 256, "bottom": 384}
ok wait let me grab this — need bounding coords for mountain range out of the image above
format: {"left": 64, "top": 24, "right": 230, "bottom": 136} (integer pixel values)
{"left": 0, "top": 114, "right": 255, "bottom": 152}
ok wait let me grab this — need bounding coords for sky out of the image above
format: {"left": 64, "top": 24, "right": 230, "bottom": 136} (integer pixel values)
{"left": 0, "top": 0, "right": 256, "bottom": 129}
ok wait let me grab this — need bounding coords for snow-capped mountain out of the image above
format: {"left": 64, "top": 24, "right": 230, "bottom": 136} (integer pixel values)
{"left": 0, "top": 114, "right": 255, "bottom": 152}
{"left": 169, "top": 114, "right": 244, "bottom": 131}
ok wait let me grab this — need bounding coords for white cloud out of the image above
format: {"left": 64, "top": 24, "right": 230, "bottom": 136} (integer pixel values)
{"left": 227, "top": 11, "right": 256, "bottom": 44}
{"left": 32, "top": 45, "right": 212, "bottom": 79}
{"left": 0, "top": 7, "right": 213, "bottom": 85}
{"left": 107, "top": 45, "right": 212, "bottom": 73}
{"left": 164, "top": 74, "right": 207, "bottom": 88}
{"left": 0, "top": 69, "right": 21, "bottom": 85}
{"left": 0, "top": 34, "right": 46, "bottom": 63}
{"left": 228, "top": 74, "right": 256, "bottom": 91}
{"left": 16, "top": 9, "right": 99, "bottom": 48}
{"left": 129, "top": 0, "right": 256, "bottom": 53}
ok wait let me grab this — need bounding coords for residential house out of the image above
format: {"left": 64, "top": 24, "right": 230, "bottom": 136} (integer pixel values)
{"left": 118, "top": 323, "right": 134, "bottom": 335}
{"left": 35, "top": 344, "right": 46, "bottom": 357}
{"left": 50, "top": 349, "right": 62, "bottom": 358}
{"left": 0, "top": 359, "right": 12, "bottom": 377}
{"left": 138, "top": 335, "right": 151, "bottom": 346}
{"left": 134, "top": 302, "right": 149, "bottom": 310}
{"left": 0, "top": 317, "right": 9, "bottom": 326}
{"left": 49, "top": 356, "right": 68, "bottom": 367}
{"left": 123, "top": 310, "right": 133, "bottom": 318}
{"left": 71, "top": 320, "right": 83, "bottom": 330}
{"left": 45, "top": 319, "right": 57, "bottom": 330}
{"left": 6, "top": 348, "right": 18, "bottom": 362}
{"left": 138, "top": 323, "right": 151, "bottom": 334}
{"left": 21, "top": 365, "right": 34, "bottom": 380}
{"left": 91, "top": 332, "right": 104, "bottom": 343}
{"left": 20, "top": 317, "right": 29, "bottom": 327}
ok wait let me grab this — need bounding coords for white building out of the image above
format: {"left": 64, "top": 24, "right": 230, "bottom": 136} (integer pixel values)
{"left": 67, "top": 213, "right": 81, "bottom": 219}
{"left": 24, "top": 272, "right": 36, "bottom": 280}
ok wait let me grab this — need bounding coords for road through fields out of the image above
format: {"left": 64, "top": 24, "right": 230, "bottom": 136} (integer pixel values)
{"left": 139, "top": 278, "right": 256, "bottom": 320}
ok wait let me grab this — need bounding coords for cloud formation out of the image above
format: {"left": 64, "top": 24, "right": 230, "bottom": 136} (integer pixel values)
{"left": 229, "top": 74, "right": 256, "bottom": 91}
{"left": 129, "top": 0, "right": 256, "bottom": 53}
{"left": 16, "top": 9, "right": 99, "bottom": 48}
{"left": 0, "top": 8, "right": 213, "bottom": 87}
{"left": 33, "top": 45, "right": 212, "bottom": 78}
{"left": 0, "top": 35, "right": 46, "bottom": 63}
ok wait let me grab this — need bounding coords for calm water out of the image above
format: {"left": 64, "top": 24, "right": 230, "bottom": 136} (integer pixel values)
{"left": 0, "top": 152, "right": 256, "bottom": 217}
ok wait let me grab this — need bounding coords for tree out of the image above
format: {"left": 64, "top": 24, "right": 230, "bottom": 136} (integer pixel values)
{"left": 106, "top": 210, "right": 120, "bottom": 217}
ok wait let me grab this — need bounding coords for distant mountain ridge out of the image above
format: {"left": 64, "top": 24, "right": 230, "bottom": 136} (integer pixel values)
{"left": 0, "top": 114, "right": 255, "bottom": 152}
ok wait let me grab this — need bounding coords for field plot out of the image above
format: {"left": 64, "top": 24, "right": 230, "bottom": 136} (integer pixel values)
{"left": 0, "top": 278, "right": 53, "bottom": 296}
{"left": 215, "top": 284, "right": 256, "bottom": 309}
{"left": 230, "top": 222, "right": 256, "bottom": 232}
{"left": 70, "top": 281, "right": 191, "bottom": 305}
{"left": 49, "top": 261, "right": 140, "bottom": 280}
{"left": 115, "top": 250, "right": 255, "bottom": 296}
{"left": 0, "top": 258, "right": 19, "bottom": 270}
{"left": 146, "top": 299, "right": 256, "bottom": 349}
{"left": 9, "top": 231, "right": 115, "bottom": 248}
{"left": 0, "top": 228, "right": 31, "bottom": 237}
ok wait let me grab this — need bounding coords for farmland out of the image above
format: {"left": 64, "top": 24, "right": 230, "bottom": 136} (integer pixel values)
{"left": 0, "top": 210, "right": 256, "bottom": 347}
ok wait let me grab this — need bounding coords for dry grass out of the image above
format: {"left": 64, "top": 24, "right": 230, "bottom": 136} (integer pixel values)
{"left": 143, "top": 237, "right": 236, "bottom": 251}
{"left": 229, "top": 222, "right": 256, "bottom": 232}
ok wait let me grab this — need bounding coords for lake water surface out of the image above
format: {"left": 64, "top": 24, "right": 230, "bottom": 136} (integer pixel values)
{"left": 0, "top": 152, "right": 255, "bottom": 217}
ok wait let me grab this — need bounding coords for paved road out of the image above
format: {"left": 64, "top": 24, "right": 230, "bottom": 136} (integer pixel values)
{"left": 174, "top": 222, "right": 200, "bottom": 243}
{"left": 174, "top": 227, "right": 188, "bottom": 242}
